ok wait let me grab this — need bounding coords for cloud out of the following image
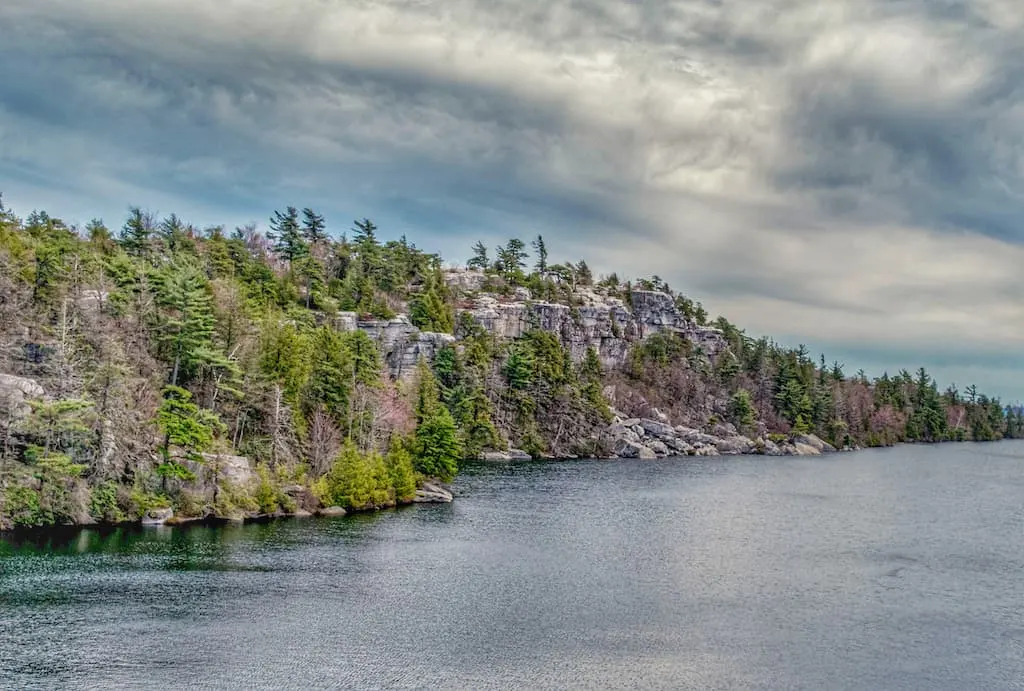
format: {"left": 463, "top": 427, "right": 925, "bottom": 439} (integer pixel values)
{"left": 1, "top": 0, "right": 1022, "bottom": 399}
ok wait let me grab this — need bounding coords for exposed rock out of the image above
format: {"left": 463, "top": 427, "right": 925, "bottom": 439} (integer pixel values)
{"left": 710, "top": 422, "right": 738, "bottom": 438}
{"left": 715, "top": 435, "right": 756, "bottom": 455}
{"left": 512, "top": 286, "right": 532, "bottom": 301}
{"left": 319, "top": 506, "right": 347, "bottom": 517}
{"left": 357, "top": 316, "right": 457, "bottom": 380}
{"left": 479, "top": 448, "right": 532, "bottom": 461}
{"left": 620, "top": 418, "right": 641, "bottom": 428}
{"left": 141, "top": 507, "right": 173, "bottom": 526}
{"left": 75, "top": 289, "right": 109, "bottom": 313}
{"left": 414, "top": 482, "right": 454, "bottom": 503}
{"left": 651, "top": 408, "right": 670, "bottom": 424}
{"left": 614, "top": 438, "right": 643, "bottom": 458}
{"left": 0, "top": 373, "right": 45, "bottom": 421}
{"left": 674, "top": 426, "right": 721, "bottom": 446}
{"left": 443, "top": 268, "right": 487, "bottom": 293}
{"left": 198, "top": 453, "right": 255, "bottom": 487}
{"left": 694, "top": 445, "right": 720, "bottom": 457}
{"left": 663, "top": 437, "right": 693, "bottom": 454}
{"left": 793, "top": 434, "right": 836, "bottom": 454}
{"left": 606, "top": 424, "right": 640, "bottom": 444}
{"left": 640, "top": 419, "right": 675, "bottom": 438}
{"left": 791, "top": 442, "right": 821, "bottom": 456}
{"left": 292, "top": 509, "right": 314, "bottom": 518}
{"left": 647, "top": 440, "right": 670, "bottom": 457}
{"left": 281, "top": 484, "right": 305, "bottom": 496}
{"left": 762, "top": 439, "right": 783, "bottom": 456}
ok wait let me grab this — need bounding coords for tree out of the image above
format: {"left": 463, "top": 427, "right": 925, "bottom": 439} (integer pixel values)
{"left": 532, "top": 235, "right": 548, "bottom": 274}
{"left": 153, "top": 262, "right": 219, "bottom": 386}
{"left": 468, "top": 241, "right": 489, "bottom": 271}
{"left": 120, "top": 207, "right": 154, "bottom": 257}
{"left": 268, "top": 206, "right": 307, "bottom": 265}
{"left": 154, "top": 385, "right": 224, "bottom": 493}
{"left": 413, "top": 359, "right": 461, "bottom": 480}
{"left": 409, "top": 268, "right": 454, "bottom": 333}
{"left": 729, "top": 389, "right": 756, "bottom": 429}
{"left": 301, "top": 208, "right": 327, "bottom": 245}
{"left": 496, "top": 239, "right": 528, "bottom": 283}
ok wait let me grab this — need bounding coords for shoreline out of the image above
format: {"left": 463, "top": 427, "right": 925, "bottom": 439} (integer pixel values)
{"left": 3, "top": 438, "right": 1011, "bottom": 537}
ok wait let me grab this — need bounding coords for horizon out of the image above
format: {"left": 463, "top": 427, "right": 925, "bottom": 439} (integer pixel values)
{"left": 2, "top": 0, "right": 1022, "bottom": 402}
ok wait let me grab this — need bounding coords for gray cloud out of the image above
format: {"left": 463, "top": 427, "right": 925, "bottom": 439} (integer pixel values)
{"left": 1, "top": 0, "right": 1022, "bottom": 399}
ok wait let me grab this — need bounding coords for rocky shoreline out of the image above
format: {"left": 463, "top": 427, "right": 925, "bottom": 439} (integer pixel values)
{"left": 478, "top": 412, "right": 844, "bottom": 463}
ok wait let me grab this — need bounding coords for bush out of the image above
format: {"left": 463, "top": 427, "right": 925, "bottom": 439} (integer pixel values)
{"left": 89, "top": 482, "right": 126, "bottom": 524}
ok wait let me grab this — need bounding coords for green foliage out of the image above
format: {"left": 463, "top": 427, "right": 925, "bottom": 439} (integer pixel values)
{"left": 315, "top": 440, "right": 391, "bottom": 511}
{"left": 729, "top": 389, "right": 756, "bottom": 428}
{"left": 89, "top": 481, "right": 126, "bottom": 523}
{"left": 413, "top": 359, "right": 462, "bottom": 480}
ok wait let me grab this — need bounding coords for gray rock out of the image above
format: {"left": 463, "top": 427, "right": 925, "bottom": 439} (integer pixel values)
{"left": 281, "top": 484, "right": 305, "bottom": 496}
{"left": 606, "top": 423, "right": 640, "bottom": 444}
{"left": 0, "top": 373, "right": 45, "bottom": 421}
{"left": 292, "top": 509, "right": 314, "bottom": 518}
{"left": 711, "top": 422, "right": 738, "bottom": 438}
{"left": 647, "top": 440, "right": 670, "bottom": 457}
{"left": 614, "top": 438, "right": 644, "bottom": 458}
{"left": 479, "top": 449, "right": 532, "bottom": 461}
{"left": 640, "top": 419, "right": 675, "bottom": 438}
{"left": 762, "top": 439, "right": 783, "bottom": 456}
{"left": 141, "top": 507, "right": 173, "bottom": 526}
{"left": 620, "top": 418, "right": 641, "bottom": 428}
{"left": 651, "top": 408, "right": 670, "bottom": 424}
{"left": 694, "top": 445, "right": 720, "bottom": 457}
{"left": 663, "top": 436, "right": 693, "bottom": 454}
{"left": 319, "top": 506, "right": 347, "bottom": 517}
{"left": 199, "top": 453, "right": 255, "bottom": 486}
{"left": 793, "top": 434, "right": 836, "bottom": 453}
{"left": 715, "top": 435, "right": 756, "bottom": 455}
{"left": 414, "top": 482, "right": 454, "bottom": 503}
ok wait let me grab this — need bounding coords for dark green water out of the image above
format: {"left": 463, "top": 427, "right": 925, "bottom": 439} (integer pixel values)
{"left": 3, "top": 442, "right": 1024, "bottom": 690}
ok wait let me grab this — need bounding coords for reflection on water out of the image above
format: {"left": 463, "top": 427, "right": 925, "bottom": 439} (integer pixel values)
{"left": 3, "top": 443, "right": 1024, "bottom": 690}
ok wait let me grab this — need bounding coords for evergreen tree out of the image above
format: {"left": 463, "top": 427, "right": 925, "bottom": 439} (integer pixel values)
{"left": 120, "top": 207, "right": 154, "bottom": 257}
{"left": 413, "top": 359, "right": 461, "bottom": 480}
{"left": 468, "top": 241, "right": 489, "bottom": 271}
{"left": 153, "top": 262, "right": 220, "bottom": 386}
{"left": 268, "top": 206, "right": 307, "bottom": 265}
{"left": 301, "top": 208, "right": 328, "bottom": 245}
{"left": 532, "top": 235, "right": 548, "bottom": 274}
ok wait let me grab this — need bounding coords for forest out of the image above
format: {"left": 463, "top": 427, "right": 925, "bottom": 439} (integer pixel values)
{"left": 1, "top": 195, "right": 1020, "bottom": 529}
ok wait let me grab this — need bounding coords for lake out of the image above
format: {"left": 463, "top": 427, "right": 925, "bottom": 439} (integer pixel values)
{"left": 3, "top": 442, "right": 1023, "bottom": 690}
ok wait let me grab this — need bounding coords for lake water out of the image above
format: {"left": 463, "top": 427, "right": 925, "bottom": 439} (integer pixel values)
{"left": 3, "top": 442, "right": 1024, "bottom": 690}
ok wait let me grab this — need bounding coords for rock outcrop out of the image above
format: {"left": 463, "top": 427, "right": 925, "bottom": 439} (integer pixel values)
{"left": 339, "top": 313, "right": 456, "bottom": 380}
{"left": 0, "top": 374, "right": 45, "bottom": 421}
{"left": 601, "top": 414, "right": 838, "bottom": 460}
{"left": 414, "top": 481, "right": 454, "bottom": 503}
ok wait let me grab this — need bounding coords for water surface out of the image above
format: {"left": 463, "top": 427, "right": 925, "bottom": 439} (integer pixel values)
{"left": 3, "top": 442, "right": 1024, "bottom": 690}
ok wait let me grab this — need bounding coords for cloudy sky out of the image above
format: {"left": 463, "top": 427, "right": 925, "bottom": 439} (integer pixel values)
{"left": 1, "top": 0, "right": 1022, "bottom": 400}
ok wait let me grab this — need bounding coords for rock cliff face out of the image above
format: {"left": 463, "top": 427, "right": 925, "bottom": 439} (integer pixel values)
{"left": 338, "top": 312, "right": 456, "bottom": 380}
{"left": 341, "top": 271, "right": 726, "bottom": 379}
{"left": 461, "top": 285, "right": 726, "bottom": 367}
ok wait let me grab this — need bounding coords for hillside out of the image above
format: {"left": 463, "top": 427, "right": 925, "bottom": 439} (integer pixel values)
{"left": 1, "top": 200, "right": 1020, "bottom": 530}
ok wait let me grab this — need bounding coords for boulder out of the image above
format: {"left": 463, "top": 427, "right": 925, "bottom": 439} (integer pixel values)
{"left": 694, "top": 445, "right": 720, "bottom": 457}
{"left": 791, "top": 442, "right": 821, "bottom": 456}
{"left": 640, "top": 419, "right": 675, "bottom": 438}
{"left": 651, "top": 408, "right": 670, "bottom": 424}
{"left": 414, "top": 482, "right": 454, "bottom": 503}
{"left": 141, "top": 507, "right": 173, "bottom": 526}
{"left": 610, "top": 438, "right": 651, "bottom": 458}
{"left": 715, "top": 435, "right": 756, "bottom": 455}
{"left": 292, "top": 509, "right": 314, "bottom": 518}
{"left": 663, "top": 436, "right": 693, "bottom": 454}
{"left": 793, "top": 434, "right": 836, "bottom": 453}
{"left": 479, "top": 449, "right": 532, "bottom": 461}
{"left": 0, "top": 374, "right": 45, "bottom": 421}
{"left": 607, "top": 423, "right": 641, "bottom": 444}
{"left": 710, "top": 422, "right": 738, "bottom": 438}
{"left": 647, "top": 440, "right": 670, "bottom": 457}
{"left": 319, "top": 506, "right": 347, "bottom": 517}
{"left": 199, "top": 453, "right": 255, "bottom": 487}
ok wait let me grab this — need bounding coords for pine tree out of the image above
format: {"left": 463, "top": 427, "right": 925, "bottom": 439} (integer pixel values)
{"left": 468, "top": 241, "right": 489, "bottom": 270}
{"left": 532, "top": 235, "right": 548, "bottom": 274}
{"left": 268, "top": 206, "right": 307, "bottom": 265}
{"left": 120, "top": 207, "right": 154, "bottom": 257}
{"left": 413, "top": 359, "right": 462, "bottom": 480}
{"left": 153, "top": 262, "right": 219, "bottom": 386}
{"left": 301, "top": 208, "right": 327, "bottom": 245}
